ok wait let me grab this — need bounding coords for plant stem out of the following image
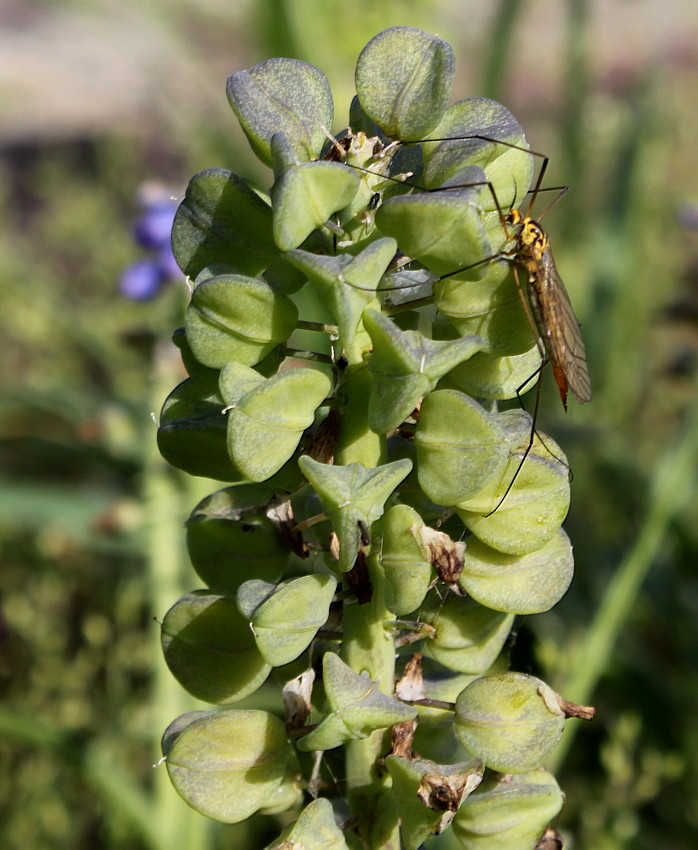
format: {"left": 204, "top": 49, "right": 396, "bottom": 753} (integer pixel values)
{"left": 334, "top": 366, "right": 384, "bottom": 467}
{"left": 336, "top": 357, "right": 397, "bottom": 847}
{"left": 296, "top": 319, "right": 340, "bottom": 334}
{"left": 342, "top": 552, "right": 400, "bottom": 849}
{"left": 549, "top": 389, "right": 698, "bottom": 771}
{"left": 145, "top": 340, "right": 211, "bottom": 850}
{"left": 482, "top": 0, "right": 527, "bottom": 101}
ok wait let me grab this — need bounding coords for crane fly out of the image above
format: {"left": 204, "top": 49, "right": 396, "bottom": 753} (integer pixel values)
{"left": 503, "top": 207, "right": 592, "bottom": 410}
{"left": 332, "top": 129, "right": 592, "bottom": 411}
{"left": 328, "top": 129, "right": 592, "bottom": 511}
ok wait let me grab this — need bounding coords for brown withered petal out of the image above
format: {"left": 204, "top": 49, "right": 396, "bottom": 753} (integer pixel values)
{"left": 305, "top": 407, "right": 341, "bottom": 465}
{"left": 283, "top": 668, "right": 316, "bottom": 731}
{"left": 395, "top": 653, "right": 425, "bottom": 702}
{"left": 344, "top": 548, "right": 373, "bottom": 603}
{"left": 417, "top": 526, "right": 465, "bottom": 585}
{"left": 266, "top": 498, "right": 309, "bottom": 559}
{"left": 391, "top": 718, "right": 417, "bottom": 759}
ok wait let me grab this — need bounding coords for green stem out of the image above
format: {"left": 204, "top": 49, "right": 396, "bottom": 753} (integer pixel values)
{"left": 549, "top": 389, "right": 698, "bottom": 771}
{"left": 482, "top": 0, "right": 527, "bottom": 100}
{"left": 296, "top": 319, "right": 339, "bottom": 334}
{"left": 283, "top": 347, "right": 334, "bottom": 364}
{"left": 335, "top": 361, "right": 396, "bottom": 847}
{"left": 342, "top": 552, "right": 400, "bottom": 849}
{"left": 560, "top": 0, "right": 591, "bottom": 237}
{"left": 334, "top": 366, "right": 384, "bottom": 467}
{"left": 145, "top": 341, "right": 211, "bottom": 850}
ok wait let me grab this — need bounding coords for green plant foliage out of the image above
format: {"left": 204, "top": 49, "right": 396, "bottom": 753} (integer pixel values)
{"left": 297, "top": 652, "right": 417, "bottom": 751}
{"left": 455, "top": 673, "right": 566, "bottom": 773}
{"left": 263, "top": 798, "right": 350, "bottom": 850}
{"left": 161, "top": 592, "right": 271, "bottom": 703}
{"left": 378, "top": 503, "right": 434, "bottom": 615}
{"left": 451, "top": 769, "right": 564, "bottom": 850}
{"left": 162, "top": 710, "right": 290, "bottom": 823}
{"left": 385, "top": 756, "right": 484, "bottom": 849}
{"left": 156, "top": 25, "right": 592, "bottom": 849}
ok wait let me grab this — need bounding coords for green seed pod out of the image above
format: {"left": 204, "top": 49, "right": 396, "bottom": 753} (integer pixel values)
{"left": 444, "top": 344, "right": 543, "bottom": 401}
{"left": 421, "top": 595, "right": 514, "bottom": 674}
{"left": 414, "top": 389, "right": 508, "bottom": 506}
{"left": 227, "top": 57, "right": 334, "bottom": 167}
{"left": 298, "top": 456, "right": 412, "bottom": 572}
{"left": 270, "top": 133, "right": 360, "bottom": 251}
{"left": 263, "top": 798, "right": 350, "bottom": 850}
{"left": 297, "top": 652, "right": 416, "bottom": 751}
{"left": 157, "top": 371, "right": 241, "bottom": 481}
{"left": 456, "top": 449, "right": 571, "bottom": 556}
{"left": 223, "top": 366, "right": 332, "bottom": 482}
{"left": 172, "top": 169, "right": 278, "bottom": 279}
{"left": 186, "top": 486, "right": 292, "bottom": 595}
{"left": 458, "top": 529, "right": 574, "bottom": 615}
{"left": 422, "top": 97, "right": 534, "bottom": 209}
{"left": 451, "top": 769, "right": 564, "bottom": 850}
{"left": 379, "top": 504, "right": 433, "bottom": 615}
{"left": 386, "top": 755, "right": 484, "bottom": 850}
{"left": 237, "top": 574, "right": 337, "bottom": 666}
{"left": 454, "top": 672, "right": 566, "bottom": 773}
{"left": 185, "top": 273, "right": 298, "bottom": 369}
{"left": 355, "top": 27, "right": 455, "bottom": 141}
{"left": 161, "top": 592, "right": 271, "bottom": 704}
{"left": 288, "top": 238, "right": 395, "bottom": 357}
{"left": 375, "top": 172, "right": 491, "bottom": 278}
{"left": 363, "top": 310, "right": 483, "bottom": 433}
{"left": 162, "top": 710, "right": 290, "bottom": 823}
{"left": 433, "top": 261, "right": 533, "bottom": 356}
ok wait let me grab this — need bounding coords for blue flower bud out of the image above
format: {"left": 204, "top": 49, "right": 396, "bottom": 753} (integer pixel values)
{"left": 120, "top": 259, "right": 165, "bottom": 300}
{"left": 134, "top": 202, "right": 177, "bottom": 249}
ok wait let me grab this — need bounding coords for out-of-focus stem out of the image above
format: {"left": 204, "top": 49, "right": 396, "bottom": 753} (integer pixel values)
{"left": 145, "top": 340, "right": 211, "bottom": 850}
{"left": 550, "top": 387, "right": 698, "bottom": 771}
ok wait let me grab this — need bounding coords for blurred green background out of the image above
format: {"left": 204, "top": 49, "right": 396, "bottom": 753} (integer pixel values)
{"left": 2, "top": 1, "right": 698, "bottom": 848}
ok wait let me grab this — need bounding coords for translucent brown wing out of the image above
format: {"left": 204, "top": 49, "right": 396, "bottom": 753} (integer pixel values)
{"left": 528, "top": 246, "right": 592, "bottom": 406}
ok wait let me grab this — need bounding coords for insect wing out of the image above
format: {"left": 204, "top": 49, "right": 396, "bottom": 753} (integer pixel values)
{"left": 532, "top": 246, "right": 592, "bottom": 406}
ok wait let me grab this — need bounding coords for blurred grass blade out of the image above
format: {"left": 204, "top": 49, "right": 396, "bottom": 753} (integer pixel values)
{"left": 550, "top": 385, "right": 698, "bottom": 771}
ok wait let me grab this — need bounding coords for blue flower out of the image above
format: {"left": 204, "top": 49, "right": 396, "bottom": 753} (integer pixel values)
{"left": 121, "top": 191, "right": 182, "bottom": 300}
{"left": 120, "top": 258, "right": 166, "bottom": 301}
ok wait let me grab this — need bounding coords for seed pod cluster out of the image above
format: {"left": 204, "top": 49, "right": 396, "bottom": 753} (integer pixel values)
{"left": 157, "top": 26, "right": 592, "bottom": 849}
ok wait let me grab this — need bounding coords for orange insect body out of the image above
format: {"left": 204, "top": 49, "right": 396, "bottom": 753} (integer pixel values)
{"left": 504, "top": 209, "right": 592, "bottom": 410}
